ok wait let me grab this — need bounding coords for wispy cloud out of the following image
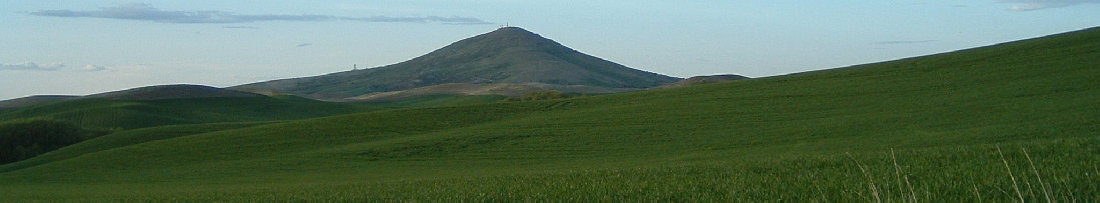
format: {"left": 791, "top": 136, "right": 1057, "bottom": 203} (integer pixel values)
{"left": 999, "top": 0, "right": 1100, "bottom": 11}
{"left": 296, "top": 43, "right": 312, "bottom": 48}
{"left": 0, "top": 62, "right": 108, "bottom": 72}
{"left": 223, "top": 25, "right": 259, "bottom": 29}
{"left": 1, "top": 62, "right": 64, "bottom": 71}
{"left": 343, "top": 16, "right": 493, "bottom": 25}
{"left": 76, "top": 64, "right": 108, "bottom": 72}
{"left": 873, "top": 40, "right": 938, "bottom": 45}
{"left": 29, "top": 3, "right": 491, "bottom": 25}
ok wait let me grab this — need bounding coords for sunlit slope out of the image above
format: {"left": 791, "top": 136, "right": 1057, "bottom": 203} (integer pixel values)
{"left": 0, "top": 27, "right": 1096, "bottom": 200}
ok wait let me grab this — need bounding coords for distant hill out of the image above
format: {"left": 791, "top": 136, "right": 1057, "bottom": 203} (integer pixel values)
{"left": 0, "top": 84, "right": 377, "bottom": 130}
{"left": 658, "top": 74, "right": 749, "bottom": 89}
{"left": 348, "top": 82, "right": 633, "bottom": 102}
{"left": 0, "top": 95, "right": 79, "bottom": 109}
{"left": 86, "top": 84, "right": 262, "bottom": 100}
{"left": 0, "top": 85, "right": 261, "bottom": 109}
{"left": 234, "top": 27, "right": 680, "bottom": 100}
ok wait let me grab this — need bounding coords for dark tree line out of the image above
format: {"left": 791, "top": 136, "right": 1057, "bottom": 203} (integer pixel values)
{"left": 0, "top": 118, "right": 92, "bottom": 164}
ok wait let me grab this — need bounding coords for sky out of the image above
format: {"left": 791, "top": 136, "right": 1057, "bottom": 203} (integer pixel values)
{"left": 1, "top": 1, "right": 1098, "bottom": 100}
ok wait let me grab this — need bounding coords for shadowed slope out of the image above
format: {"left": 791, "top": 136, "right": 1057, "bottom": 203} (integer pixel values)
{"left": 86, "top": 84, "right": 261, "bottom": 100}
{"left": 0, "top": 94, "right": 377, "bottom": 130}
{"left": 0, "top": 122, "right": 269, "bottom": 173}
{"left": 0, "top": 85, "right": 257, "bottom": 109}
{"left": 0, "top": 95, "right": 79, "bottom": 109}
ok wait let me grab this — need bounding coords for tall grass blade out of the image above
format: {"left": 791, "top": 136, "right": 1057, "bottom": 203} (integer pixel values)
{"left": 997, "top": 145, "right": 1024, "bottom": 202}
{"left": 847, "top": 152, "right": 881, "bottom": 203}
{"left": 890, "top": 149, "right": 917, "bottom": 202}
{"left": 973, "top": 184, "right": 982, "bottom": 203}
{"left": 1021, "top": 147, "right": 1052, "bottom": 203}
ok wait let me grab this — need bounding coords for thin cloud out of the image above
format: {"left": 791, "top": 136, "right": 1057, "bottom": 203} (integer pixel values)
{"left": 29, "top": 3, "right": 491, "bottom": 25}
{"left": 0, "top": 62, "right": 64, "bottom": 71}
{"left": 873, "top": 40, "right": 938, "bottom": 45}
{"left": 343, "top": 16, "right": 493, "bottom": 24}
{"left": 0, "top": 62, "right": 108, "bottom": 72}
{"left": 76, "top": 64, "right": 108, "bottom": 72}
{"left": 999, "top": 0, "right": 1100, "bottom": 11}
{"left": 296, "top": 43, "right": 313, "bottom": 47}
{"left": 223, "top": 25, "right": 259, "bottom": 29}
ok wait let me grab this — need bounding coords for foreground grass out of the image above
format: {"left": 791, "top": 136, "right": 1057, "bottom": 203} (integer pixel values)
{"left": 0, "top": 138, "right": 1094, "bottom": 201}
{"left": 0, "top": 28, "right": 1096, "bottom": 200}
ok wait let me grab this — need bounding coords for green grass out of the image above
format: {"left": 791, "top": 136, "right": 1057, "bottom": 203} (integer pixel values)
{"left": 0, "top": 122, "right": 272, "bottom": 173}
{"left": 0, "top": 27, "right": 1096, "bottom": 201}
{"left": 0, "top": 118, "right": 104, "bottom": 164}
{"left": 0, "top": 95, "right": 380, "bottom": 130}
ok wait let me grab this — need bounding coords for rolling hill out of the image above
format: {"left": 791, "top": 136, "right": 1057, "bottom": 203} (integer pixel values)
{"left": 0, "top": 84, "right": 261, "bottom": 109}
{"left": 234, "top": 27, "right": 680, "bottom": 100}
{"left": 85, "top": 84, "right": 262, "bottom": 100}
{"left": 348, "top": 82, "right": 630, "bottom": 102}
{"left": 0, "top": 95, "right": 79, "bottom": 109}
{"left": 0, "top": 85, "right": 378, "bottom": 130}
{"left": 0, "top": 27, "right": 1096, "bottom": 201}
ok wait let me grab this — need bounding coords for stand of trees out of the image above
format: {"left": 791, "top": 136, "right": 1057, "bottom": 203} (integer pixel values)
{"left": 0, "top": 118, "right": 95, "bottom": 164}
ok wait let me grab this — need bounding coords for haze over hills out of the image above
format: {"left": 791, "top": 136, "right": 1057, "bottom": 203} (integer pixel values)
{"left": 657, "top": 74, "right": 749, "bottom": 89}
{"left": 234, "top": 27, "right": 681, "bottom": 100}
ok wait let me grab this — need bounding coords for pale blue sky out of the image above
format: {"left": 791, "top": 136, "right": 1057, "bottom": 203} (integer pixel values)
{"left": 2, "top": 1, "right": 1098, "bottom": 100}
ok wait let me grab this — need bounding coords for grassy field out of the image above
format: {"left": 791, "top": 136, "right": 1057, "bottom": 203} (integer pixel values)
{"left": 0, "top": 27, "right": 1096, "bottom": 201}
{"left": 0, "top": 95, "right": 379, "bottom": 130}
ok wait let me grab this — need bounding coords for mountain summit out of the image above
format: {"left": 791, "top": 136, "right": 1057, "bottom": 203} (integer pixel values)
{"left": 234, "top": 27, "right": 680, "bottom": 100}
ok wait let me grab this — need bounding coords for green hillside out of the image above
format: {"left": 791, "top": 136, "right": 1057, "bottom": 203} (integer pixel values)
{"left": 0, "top": 95, "right": 78, "bottom": 109}
{"left": 0, "top": 95, "right": 377, "bottom": 130}
{"left": 234, "top": 27, "right": 680, "bottom": 100}
{"left": 0, "top": 27, "right": 1097, "bottom": 201}
{"left": 0, "top": 118, "right": 105, "bottom": 165}
{"left": 365, "top": 94, "right": 509, "bottom": 108}
{"left": 0, "top": 122, "right": 269, "bottom": 173}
